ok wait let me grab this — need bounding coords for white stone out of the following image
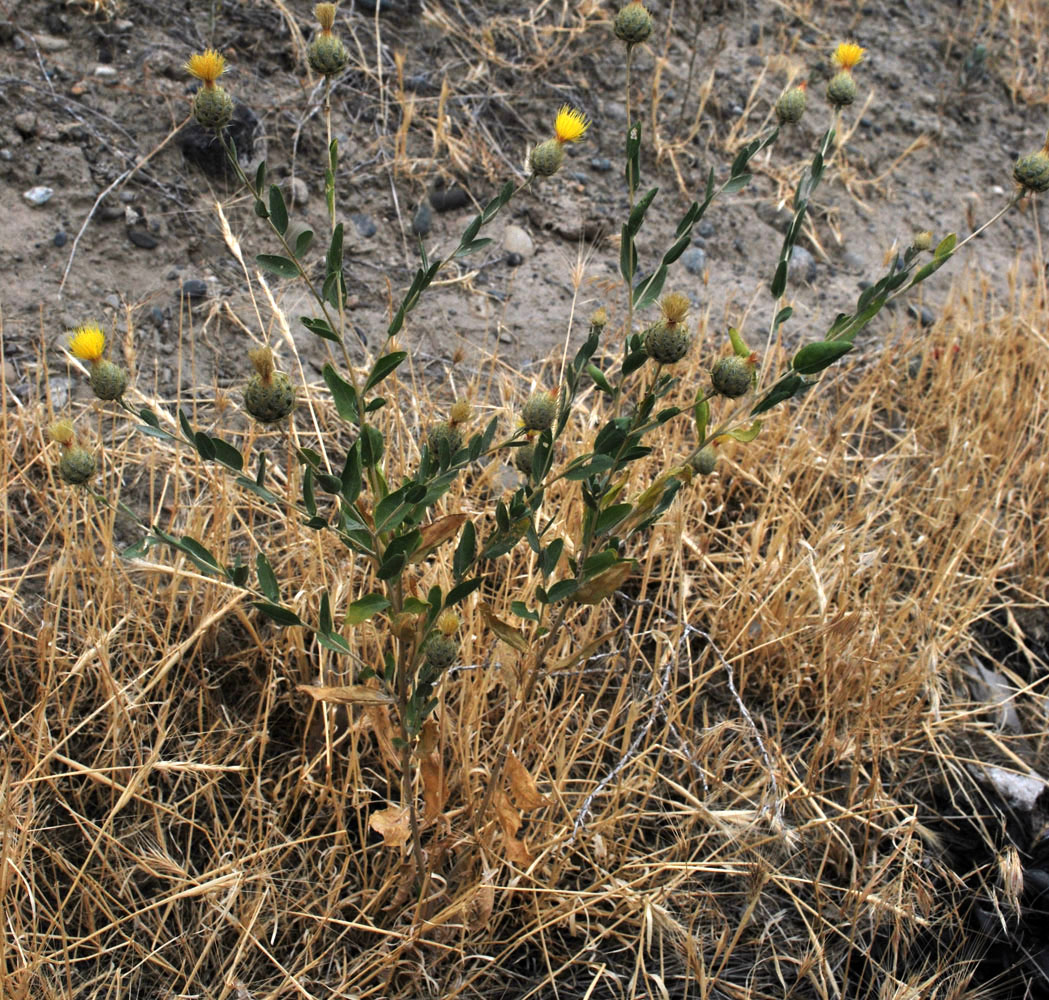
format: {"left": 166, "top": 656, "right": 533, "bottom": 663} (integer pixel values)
{"left": 24, "top": 186, "right": 53, "bottom": 206}
{"left": 503, "top": 224, "right": 534, "bottom": 258}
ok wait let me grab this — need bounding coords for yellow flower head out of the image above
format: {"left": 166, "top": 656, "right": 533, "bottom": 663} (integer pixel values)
{"left": 315, "top": 2, "right": 337, "bottom": 32}
{"left": 436, "top": 610, "right": 460, "bottom": 636}
{"left": 69, "top": 325, "right": 106, "bottom": 362}
{"left": 185, "top": 49, "right": 227, "bottom": 88}
{"left": 660, "top": 292, "right": 690, "bottom": 326}
{"left": 49, "top": 419, "right": 76, "bottom": 446}
{"left": 832, "top": 42, "right": 865, "bottom": 72}
{"left": 554, "top": 105, "right": 589, "bottom": 144}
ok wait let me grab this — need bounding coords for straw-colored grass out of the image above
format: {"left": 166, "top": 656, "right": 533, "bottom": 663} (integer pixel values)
{"left": 3, "top": 256, "right": 1048, "bottom": 998}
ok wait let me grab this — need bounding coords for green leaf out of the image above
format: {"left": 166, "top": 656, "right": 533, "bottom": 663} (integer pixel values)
{"left": 792, "top": 340, "right": 854, "bottom": 375}
{"left": 594, "top": 503, "right": 633, "bottom": 536}
{"left": 446, "top": 577, "right": 482, "bottom": 606}
{"left": 319, "top": 592, "right": 334, "bottom": 634}
{"left": 511, "top": 601, "right": 540, "bottom": 622}
{"left": 235, "top": 476, "right": 279, "bottom": 504}
{"left": 178, "top": 536, "right": 220, "bottom": 571}
{"left": 621, "top": 349, "right": 650, "bottom": 377}
{"left": 728, "top": 327, "right": 750, "bottom": 358}
{"left": 326, "top": 223, "right": 344, "bottom": 278}
{"left": 256, "top": 254, "right": 299, "bottom": 279}
{"left": 345, "top": 593, "right": 391, "bottom": 625}
{"left": 563, "top": 455, "right": 615, "bottom": 481}
{"left": 633, "top": 265, "right": 667, "bottom": 310}
{"left": 454, "top": 237, "right": 493, "bottom": 258}
{"left": 722, "top": 173, "right": 751, "bottom": 194}
{"left": 454, "top": 520, "right": 476, "bottom": 579}
{"left": 725, "top": 420, "right": 762, "bottom": 443}
{"left": 256, "top": 553, "right": 279, "bottom": 602}
{"left": 544, "top": 579, "right": 579, "bottom": 604}
{"left": 364, "top": 351, "right": 407, "bottom": 392}
{"left": 316, "top": 631, "right": 352, "bottom": 654}
{"left": 770, "top": 259, "right": 789, "bottom": 298}
{"left": 254, "top": 159, "right": 266, "bottom": 194}
{"left": 482, "top": 180, "right": 515, "bottom": 222}
{"left": 301, "top": 316, "right": 341, "bottom": 343}
{"left": 340, "top": 446, "right": 362, "bottom": 503}
{"left": 269, "top": 185, "right": 288, "bottom": 235}
{"left": 625, "top": 121, "right": 642, "bottom": 194}
{"left": 302, "top": 466, "right": 317, "bottom": 516}
{"left": 295, "top": 229, "right": 314, "bottom": 258}
{"left": 934, "top": 233, "right": 957, "bottom": 258}
{"left": 751, "top": 374, "right": 807, "bottom": 415}
{"left": 178, "top": 408, "right": 194, "bottom": 442}
{"left": 587, "top": 364, "right": 614, "bottom": 395}
{"left": 323, "top": 364, "right": 359, "bottom": 423}
{"left": 211, "top": 437, "right": 243, "bottom": 471}
{"left": 139, "top": 407, "right": 161, "bottom": 429}
{"left": 620, "top": 223, "right": 636, "bottom": 282}
{"left": 694, "top": 394, "right": 710, "bottom": 443}
{"left": 627, "top": 187, "right": 659, "bottom": 238}
{"left": 252, "top": 602, "right": 303, "bottom": 627}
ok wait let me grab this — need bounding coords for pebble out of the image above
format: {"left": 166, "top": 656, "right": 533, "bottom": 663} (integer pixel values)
{"left": 503, "top": 224, "right": 534, "bottom": 258}
{"left": 412, "top": 202, "right": 432, "bottom": 237}
{"left": 0, "top": 149, "right": 11, "bottom": 162}
{"left": 13, "top": 113, "right": 36, "bottom": 138}
{"left": 841, "top": 251, "right": 864, "bottom": 273}
{"left": 24, "top": 186, "right": 54, "bottom": 206}
{"left": 590, "top": 157, "right": 612, "bottom": 172}
{"left": 180, "top": 279, "right": 208, "bottom": 301}
{"left": 128, "top": 228, "right": 159, "bottom": 249}
{"left": 288, "top": 176, "right": 308, "bottom": 206}
{"left": 53, "top": 230, "right": 67, "bottom": 247}
{"left": 506, "top": 252, "right": 523, "bottom": 268}
{"left": 33, "top": 34, "right": 69, "bottom": 52}
{"left": 681, "top": 247, "right": 707, "bottom": 276}
{"left": 94, "top": 65, "right": 117, "bottom": 78}
{"left": 908, "top": 304, "right": 936, "bottom": 327}
{"left": 697, "top": 219, "right": 715, "bottom": 238}
{"left": 150, "top": 307, "right": 166, "bottom": 329}
{"left": 351, "top": 213, "right": 377, "bottom": 238}
{"left": 789, "top": 244, "right": 817, "bottom": 282}
{"left": 429, "top": 182, "right": 469, "bottom": 213}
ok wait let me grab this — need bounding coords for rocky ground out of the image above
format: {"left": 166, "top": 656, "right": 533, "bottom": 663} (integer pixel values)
{"left": 2, "top": 0, "right": 1048, "bottom": 413}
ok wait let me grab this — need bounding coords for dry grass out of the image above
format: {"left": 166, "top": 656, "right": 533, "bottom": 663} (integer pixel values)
{"left": 2, "top": 257, "right": 1048, "bottom": 998}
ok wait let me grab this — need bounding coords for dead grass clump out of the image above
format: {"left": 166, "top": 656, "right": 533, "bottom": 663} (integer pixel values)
{"left": 3, "top": 266, "right": 1049, "bottom": 997}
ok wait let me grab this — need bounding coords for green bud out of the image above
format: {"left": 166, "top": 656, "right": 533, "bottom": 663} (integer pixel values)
{"left": 59, "top": 446, "right": 96, "bottom": 485}
{"left": 711, "top": 356, "right": 753, "bottom": 398}
{"left": 691, "top": 445, "right": 718, "bottom": 476}
{"left": 192, "top": 86, "right": 234, "bottom": 130}
{"left": 513, "top": 443, "right": 535, "bottom": 476}
{"left": 427, "top": 421, "right": 463, "bottom": 458}
{"left": 826, "top": 71, "right": 857, "bottom": 109}
{"left": 88, "top": 359, "right": 129, "bottom": 401}
{"left": 308, "top": 34, "right": 349, "bottom": 77}
{"left": 644, "top": 320, "right": 691, "bottom": 365}
{"left": 613, "top": 2, "right": 653, "bottom": 46}
{"left": 521, "top": 390, "right": 557, "bottom": 432}
{"left": 775, "top": 86, "right": 807, "bottom": 124}
{"left": 1014, "top": 151, "right": 1049, "bottom": 194}
{"left": 530, "top": 139, "right": 564, "bottom": 177}
{"left": 244, "top": 371, "right": 296, "bottom": 423}
{"left": 424, "top": 634, "right": 458, "bottom": 671}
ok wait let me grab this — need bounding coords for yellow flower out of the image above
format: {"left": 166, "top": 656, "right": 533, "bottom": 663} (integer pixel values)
{"left": 554, "top": 105, "right": 589, "bottom": 144}
{"left": 185, "top": 49, "right": 227, "bottom": 88}
{"left": 69, "top": 325, "right": 105, "bottom": 362}
{"left": 832, "top": 42, "right": 865, "bottom": 72}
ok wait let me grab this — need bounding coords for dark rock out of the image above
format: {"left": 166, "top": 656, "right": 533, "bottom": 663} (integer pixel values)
{"left": 698, "top": 219, "right": 715, "bottom": 237}
{"left": 353, "top": 0, "right": 420, "bottom": 15}
{"left": 351, "top": 213, "right": 377, "bottom": 238}
{"left": 590, "top": 157, "right": 613, "bottom": 172}
{"left": 178, "top": 104, "right": 259, "bottom": 179}
{"left": 150, "top": 307, "right": 166, "bottom": 329}
{"left": 429, "top": 180, "right": 469, "bottom": 213}
{"left": 180, "top": 279, "right": 208, "bottom": 301}
{"left": 755, "top": 202, "right": 791, "bottom": 233}
{"left": 412, "top": 202, "right": 432, "bottom": 237}
{"left": 681, "top": 247, "right": 707, "bottom": 276}
{"left": 908, "top": 304, "right": 936, "bottom": 327}
{"left": 53, "top": 230, "right": 67, "bottom": 247}
{"left": 127, "top": 228, "right": 158, "bottom": 249}
{"left": 506, "top": 252, "right": 523, "bottom": 267}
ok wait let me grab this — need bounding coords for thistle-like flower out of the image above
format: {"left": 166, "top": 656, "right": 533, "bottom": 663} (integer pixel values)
{"left": 49, "top": 420, "right": 95, "bottom": 485}
{"left": 531, "top": 105, "right": 589, "bottom": 177}
{"left": 554, "top": 106, "right": 589, "bottom": 144}
{"left": 68, "top": 325, "right": 128, "bottom": 400}
{"left": 244, "top": 346, "right": 296, "bottom": 423}
{"left": 832, "top": 42, "right": 865, "bottom": 72}
{"left": 309, "top": 2, "right": 349, "bottom": 77}
{"left": 186, "top": 49, "right": 233, "bottom": 130}
{"left": 613, "top": 2, "right": 653, "bottom": 47}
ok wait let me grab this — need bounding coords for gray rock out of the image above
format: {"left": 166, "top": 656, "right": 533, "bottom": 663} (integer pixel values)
{"left": 590, "top": 157, "right": 612, "bottom": 172}
{"left": 13, "top": 113, "right": 36, "bottom": 138}
{"left": 503, "top": 224, "right": 534, "bottom": 258}
{"left": 789, "top": 244, "right": 816, "bottom": 283}
{"left": 755, "top": 202, "right": 791, "bottom": 233}
{"left": 180, "top": 279, "right": 208, "bottom": 301}
{"left": 53, "top": 230, "right": 67, "bottom": 247}
{"left": 429, "top": 181, "right": 469, "bottom": 213}
{"left": 841, "top": 251, "right": 865, "bottom": 273}
{"left": 411, "top": 202, "right": 432, "bottom": 237}
{"left": 681, "top": 247, "right": 707, "bottom": 276}
{"left": 351, "top": 213, "right": 377, "bottom": 238}
{"left": 23, "top": 186, "right": 53, "bottom": 206}
{"left": 33, "top": 33, "right": 69, "bottom": 52}
{"left": 127, "top": 228, "right": 159, "bottom": 249}
{"left": 697, "top": 219, "right": 715, "bottom": 238}
{"left": 288, "top": 176, "right": 308, "bottom": 206}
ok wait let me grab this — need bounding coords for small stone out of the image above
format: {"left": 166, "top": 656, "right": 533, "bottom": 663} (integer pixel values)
{"left": 506, "top": 252, "right": 523, "bottom": 267}
{"left": 288, "top": 176, "right": 308, "bottom": 206}
{"left": 681, "top": 246, "right": 707, "bottom": 276}
{"left": 180, "top": 279, "right": 208, "bottom": 301}
{"left": 93, "top": 65, "right": 117, "bottom": 78}
{"left": 13, "top": 112, "right": 36, "bottom": 138}
{"left": 150, "top": 307, "right": 166, "bottom": 328}
{"left": 789, "top": 244, "right": 816, "bottom": 282}
{"left": 53, "top": 230, "right": 67, "bottom": 247}
{"left": 429, "top": 181, "right": 469, "bottom": 213}
{"left": 24, "top": 186, "right": 54, "bottom": 206}
{"left": 114, "top": 19, "right": 133, "bottom": 32}
{"left": 841, "top": 251, "right": 864, "bottom": 273}
{"left": 127, "top": 228, "right": 159, "bottom": 249}
{"left": 697, "top": 219, "right": 715, "bottom": 238}
{"left": 412, "top": 202, "right": 432, "bottom": 237}
{"left": 0, "top": 149, "right": 12, "bottom": 162}
{"left": 351, "top": 213, "right": 377, "bottom": 238}
{"left": 503, "top": 224, "right": 534, "bottom": 258}
{"left": 590, "top": 157, "right": 612, "bottom": 172}
{"left": 33, "top": 33, "right": 70, "bottom": 52}
{"left": 908, "top": 304, "right": 935, "bottom": 327}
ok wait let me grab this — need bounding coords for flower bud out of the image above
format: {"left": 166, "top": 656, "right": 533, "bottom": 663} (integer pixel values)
{"left": 911, "top": 230, "right": 934, "bottom": 252}
{"left": 711, "top": 355, "right": 754, "bottom": 398}
{"left": 614, "top": 2, "right": 653, "bottom": 46}
{"left": 308, "top": 34, "right": 349, "bottom": 77}
{"left": 436, "top": 610, "right": 460, "bottom": 636}
{"left": 691, "top": 445, "right": 718, "bottom": 475}
{"left": 513, "top": 443, "right": 535, "bottom": 475}
{"left": 644, "top": 320, "right": 691, "bottom": 365}
{"left": 826, "top": 71, "right": 857, "bottom": 109}
{"left": 775, "top": 85, "right": 807, "bottom": 124}
{"left": 1014, "top": 151, "right": 1049, "bottom": 194}
{"left": 244, "top": 348, "right": 295, "bottom": 423}
{"left": 521, "top": 390, "right": 557, "bottom": 432}
{"left": 424, "top": 634, "right": 458, "bottom": 670}
{"left": 530, "top": 138, "right": 564, "bottom": 177}
{"left": 427, "top": 421, "right": 463, "bottom": 457}
{"left": 449, "top": 399, "right": 472, "bottom": 424}
{"left": 192, "top": 86, "right": 234, "bottom": 130}
{"left": 59, "top": 446, "right": 96, "bottom": 485}
{"left": 89, "top": 359, "right": 129, "bottom": 401}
